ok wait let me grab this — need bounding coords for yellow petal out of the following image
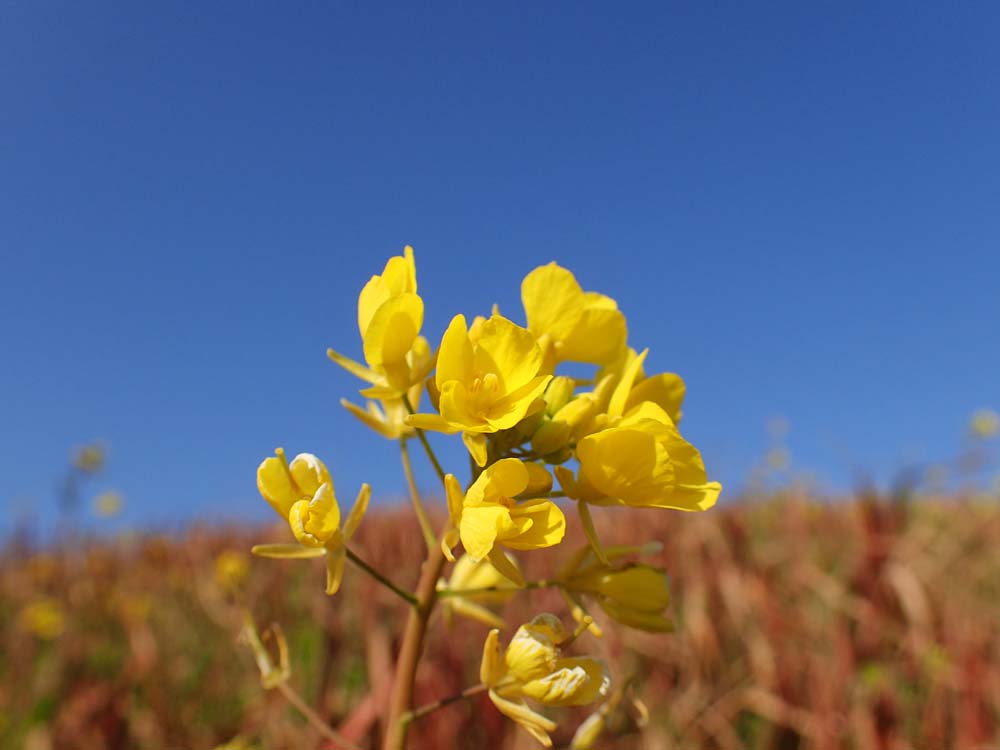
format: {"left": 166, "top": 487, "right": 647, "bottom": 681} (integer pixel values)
{"left": 288, "top": 483, "right": 340, "bottom": 547}
{"left": 505, "top": 500, "right": 565, "bottom": 551}
{"left": 480, "top": 629, "right": 505, "bottom": 685}
{"left": 288, "top": 453, "right": 332, "bottom": 498}
{"left": 256, "top": 455, "right": 299, "bottom": 519}
{"left": 463, "top": 431, "right": 489, "bottom": 467}
{"left": 484, "top": 375, "right": 552, "bottom": 431}
{"left": 447, "top": 598, "right": 508, "bottom": 629}
{"left": 251, "top": 544, "right": 326, "bottom": 559}
{"left": 362, "top": 293, "right": 424, "bottom": 373}
{"left": 326, "top": 347, "right": 382, "bottom": 385}
{"left": 466, "top": 458, "right": 530, "bottom": 506}
{"left": 343, "top": 483, "right": 370, "bottom": 540}
{"left": 405, "top": 412, "right": 460, "bottom": 434}
{"left": 607, "top": 349, "right": 648, "bottom": 420}
{"left": 488, "top": 690, "right": 556, "bottom": 747}
{"left": 521, "top": 657, "right": 610, "bottom": 707}
{"left": 436, "top": 314, "right": 474, "bottom": 389}
{"left": 460, "top": 505, "right": 514, "bottom": 561}
{"left": 559, "top": 305, "right": 627, "bottom": 365}
{"left": 474, "top": 315, "right": 545, "bottom": 394}
{"left": 522, "top": 262, "right": 585, "bottom": 341}
{"left": 325, "top": 546, "right": 347, "bottom": 596}
{"left": 341, "top": 398, "right": 398, "bottom": 439}
{"left": 523, "top": 462, "right": 553, "bottom": 495}
{"left": 626, "top": 372, "right": 685, "bottom": 423}
{"left": 444, "top": 473, "right": 465, "bottom": 528}
{"left": 439, "top": 380, "right": 490, "bottom": 432}
{"left": 488, "top": 547, "right": 526, "bottom": 587}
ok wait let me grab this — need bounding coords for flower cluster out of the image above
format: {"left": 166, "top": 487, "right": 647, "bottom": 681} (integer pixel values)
{"left": 249, "top": 248, "right": 720, "bottom": 748}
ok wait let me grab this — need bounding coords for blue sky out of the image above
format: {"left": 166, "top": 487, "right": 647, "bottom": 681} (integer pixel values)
{"left": 2, "top": 2, "right": 998, "bottom": 532}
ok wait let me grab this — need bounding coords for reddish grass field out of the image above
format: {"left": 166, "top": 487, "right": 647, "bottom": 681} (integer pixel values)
{"left": 3, "top": 495, "right": 1000, "bottom": 750}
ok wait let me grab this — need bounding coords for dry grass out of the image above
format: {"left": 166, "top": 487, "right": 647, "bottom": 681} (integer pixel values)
{"left": 3, "top": 494, "right": 1000, "bottom": 749}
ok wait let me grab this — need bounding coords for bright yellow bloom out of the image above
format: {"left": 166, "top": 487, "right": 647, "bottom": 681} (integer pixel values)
{"left": 18, "top": 598, "right": 65, "bottom": 640}
{"left": 253, "top": 449, "right": 370, "bottom": 595}
{"left": 480, "top": 614, "right": 610, "bottom": 747}
{"left": 438, "top": 553, "right": 520, "bottom": 629}
{"left": 522, "top": 263, "right": 627, "bottom": 367}
{"left": 441, "top": 459, "right": 565, "bottom": 585}
{"left": 554, "top": 401, "right": 719, "bottom": 562}
{"left": 328, "top": 247, "right": 433, "bottom": 395}
{"left": 407, "top": 314, "right": 551, "bottom": 465}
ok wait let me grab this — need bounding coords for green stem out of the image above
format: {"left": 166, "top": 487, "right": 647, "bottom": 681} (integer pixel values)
{"left": 402, "top": 394, "right": 447, "bottom": 484}
{"left": 437, "top": 580, "right": 561, "bottom": 598}
{"left": 345, "top": 547, "right": 418, "bottom": 606}
{"left": 400, "top": 438, "right": 437, "bottom": 552}
{"left": 275, "top": 680, "right": 363, "bottom": 750}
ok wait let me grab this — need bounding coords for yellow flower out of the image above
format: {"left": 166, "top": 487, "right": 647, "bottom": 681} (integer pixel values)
{"left": 442, "top": 459, "right": 565, "bottom": 585}
{"left": 480, "top": 614, "right": 610, "bottom": 747}
{"left": 19, "top": 598, "right": 65, "bottom": 640}
{"left": 438, "top": 553, "right": 520, "bottom": 629}
{"left": 407, "top": 314, "right": 551, "bottom": 466}
{"left": 970, "top": 408, "right": 999, "bottom": 439}
{"left": 215, "top": 550, "right": 250, "bottom": 590}
{"left": 554, "top": 402, "right": 719, "bottom": 562}
{"left": 564, "top": 563, "right": 672, "bottom": 633}
{"left": 327, "top": 246, "right": 434, "bottom": 395}
{"left": 521, "top": 263, "right": 627, "bottom": 367}
{"left": 253, "top": 449, "right": 370, "bottom": 595}
{"left": 93, "top": 490, "right": 124, "bottom": 517}
{"left": 73, "top": 442, "right": 105, "bottom": 473}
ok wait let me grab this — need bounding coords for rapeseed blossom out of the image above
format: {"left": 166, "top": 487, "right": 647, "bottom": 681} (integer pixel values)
{"left": 407, "top": 314, "right": 551, "bottom": 465}
{"left": 253, "top": 449, "right": 369, "bottom": 595}
{"left": 480, "top": 614, "right": 609, "bottom": 747}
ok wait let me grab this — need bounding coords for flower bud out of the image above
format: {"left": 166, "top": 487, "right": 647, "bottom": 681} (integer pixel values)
{"left": 545, "top": 376, "right": 576, "bottom": 416}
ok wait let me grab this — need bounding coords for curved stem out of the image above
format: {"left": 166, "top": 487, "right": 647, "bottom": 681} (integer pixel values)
{"left": 275, "top": 680, "right": 363, "bottom": 750}
{"left": 400, "top": 438, "right": 437, "bottom": 551}
{"left": 402, "top": 394, "right": 447, "bottom": 484}
{"left": 383, "top": 537, "right": 448, "bottom": 750}
{"left": 345, "top": 547, "right": 418, "bottom": 606}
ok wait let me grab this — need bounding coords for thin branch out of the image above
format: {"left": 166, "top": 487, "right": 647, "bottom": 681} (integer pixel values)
{"left": 402, "top": 394, "right": 447, "bottom": 483}
{"left": 400, "top": 438, "right": 437, "bottom": 551}
{"left": 275, "top": 680, "right": 364, "bottom": 750}
{"left": 345, "top": 547, "right": 418, "bottom": 606}
{"left": 403, "top": 683, "right": 489, "bottom": 724}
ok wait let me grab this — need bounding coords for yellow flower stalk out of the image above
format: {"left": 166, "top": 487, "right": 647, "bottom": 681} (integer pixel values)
{"left": 407, "top": 314, "right": 551, "bottom": 466}
{"left": 480, "top": 614, "right": 610, "bottom": 747}
{"left": 327, "top": 246, "right": 434, "bottom": 395}
{"left": 521, "top": 262, "right": 627, "bottom": 367}
{"left": 253, "top": 448, "right": 370, "bottom": 595}
{"left": 442, "top": 459, "right": 566, "bottom": 585}
{"left": 438, "top": 553, "right": 520, "bottom": 629}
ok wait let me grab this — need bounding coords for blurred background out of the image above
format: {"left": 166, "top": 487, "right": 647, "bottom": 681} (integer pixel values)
{"left": 2, "top": 2, "right": 999, "bottom": 749}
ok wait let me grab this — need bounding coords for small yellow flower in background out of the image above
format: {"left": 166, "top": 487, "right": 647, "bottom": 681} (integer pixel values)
{"left": 569, "top": 681, "right": 649, "bottom": 750}
{"left": 328, "top": 246, "right": 435, "bottom": 396}
{"left": 253, "top": 448, "right": 370, "bottom": 595}
{"left": 73, "top": 442, "right": 105, "bottom": 473}
{"left": 215, "top": 550, "right": 250, "bottom": 591}
{"left": 407, "top": 314, "right": 552, "bottom": 466}
{"left": 970, "top": 408, "right": 999, "bottom": 439}
{"left": 438, "top": 553, "right": 520, "bottom": 629}
{"left": 93, "top": 490, "right": 123, "bottom": 517}
{"left": 19, "top": 598, "right": 66, "bottom": 640}
{"left": 242, "top": 616, "right": 290, "bottom": 689}
{"left": 480, "top": 613, "right": 610, "bottom": 747}
{"left": 522, "top": 262, "right": 627, "bottom": 368}
{"left": 443, "top": 459, "right": 565, "bottom": 585}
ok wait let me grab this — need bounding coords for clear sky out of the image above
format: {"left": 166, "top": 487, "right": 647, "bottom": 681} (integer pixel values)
{"left": 2, "top": 2, "right": 998, "bottom": 533}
